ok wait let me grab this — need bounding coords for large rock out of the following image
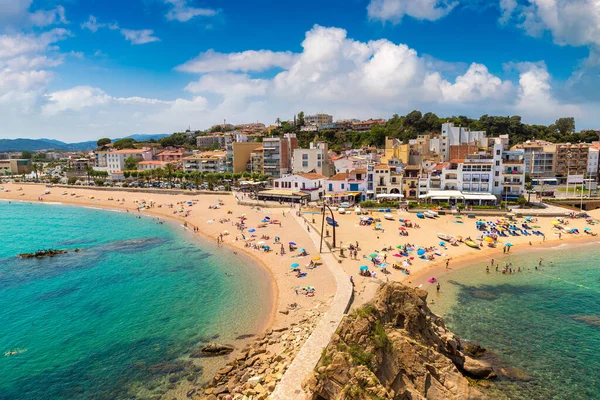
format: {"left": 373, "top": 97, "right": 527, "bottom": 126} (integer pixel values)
{"left": 303, "top": 282, "right": 491, "bottom": 400}
{"left": 190, "top": 343, "right": 234, "bottom": 358}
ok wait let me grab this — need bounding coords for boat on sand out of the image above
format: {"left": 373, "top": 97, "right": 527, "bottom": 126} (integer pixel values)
{"left": 464, "top": 240, "right": 480, "bottom": 249}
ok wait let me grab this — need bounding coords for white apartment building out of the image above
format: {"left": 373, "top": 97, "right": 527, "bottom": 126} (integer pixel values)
{"left": 366, "top": 164, "right": 403, "bottom": 198}
{"left": 434, "top": 123, "right": 487, "bottom": 161}
{"left": 104, "top": 149, "right": 153, "bottom": 173}
{"left": 196, "top": 134, "right": 233, "bottom": 149}
{"left": 292, "top": 142, "right": 332, "bottom": 177}
{"left": 588, "top": 147, "right": 599, "bottom": 179}
{"left": 273, "top": 173, "right": 326, "bottom": 201}
{"left": 324, "top": 169, "right": 368, "bottom": 204}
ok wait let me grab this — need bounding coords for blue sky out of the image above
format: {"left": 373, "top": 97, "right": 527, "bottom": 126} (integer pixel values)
{"left": 1, "top": 0, "right": 600, "bottom": 141}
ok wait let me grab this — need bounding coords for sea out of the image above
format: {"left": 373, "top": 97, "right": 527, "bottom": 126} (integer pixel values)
{"left": 426, "top": 243, "right": 600, "bottom": 400}
{"left": 0, "top": 201, "right": 271, "bottom": 399}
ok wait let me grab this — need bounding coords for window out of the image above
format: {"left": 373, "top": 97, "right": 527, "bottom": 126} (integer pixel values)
{"left": 495, "top": 161, "right": 500, "bottom": 166}
{"left": 302, "top": 154, "right": 308, "bottom": 160}
{"left": 275, "top": 182, "right": 279, "bottom": 188}
{"left": 495, "top": 171, "right": 499, "bottom": 177}
{"left": 295, "top": 182, "right": 298, "bottom": 188}
{"left": 302, "top": 161, "right": 308, "bottom": 167}
{"left": 341, "top": 184, "right": 345, "bottom": 189}
{"left": 317, "top": 161, "right": 321, "bottom": 167}
{"left": 494, "top": 181, "right": 499, "bottom": 187}
{"left": 496, "top": 150, "right": 501, "bottom": 156}
{"left": 328, "top": 183, "right": 333, "bottom": 191}
{"left": 317, "top": 154, "right": 322, "bottom": 160}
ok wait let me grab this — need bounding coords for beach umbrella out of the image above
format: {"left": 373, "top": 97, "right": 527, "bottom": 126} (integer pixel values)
{"left": 505, "top": 243, "right": 513, "bottom": 247}
{"left": 428, "top": 277, "right": 437, "bottom": 283}
{"left": 398, "top": 227, "right": 406, "bottom": 231}
{"left": 261, "top": 219, "right": 268, "bottom": 223}
{"left": 368, "top": 217, "right": 374, "bottom": 221}
{"left": 376, "top": 223, "right": 382, "bottom": 226}
{"left": 584, "top": 227, "right": 591, "bottom": 231}
{"left": 264, "top": 246, "right": 270, "bottom": 250}
{"left": 393, "top": 253, "right": 402, "bottom": 257}
{"left": 289, "top": 242, "right": 296, "bottom": 245}
{"left": 378, "top": 263, "right": 388, "bottom": 269}
{"left": 298, "top": 248, "right": 306, "bottom": 253}
{"left": 312, "top": 256, "right": 321, "bottom": 261}
{"left": 291, "top": 263, "right": 300, "bottom": 268}
{"left": 248, "top": 228, "right": 256, "bottom": 232}
{"left": 439, "top": 241, "right": 446, "bottom": 247}
{"left": 257, "top": 241, "right": 265, "bottom": 245}
{"left": 525, "top": 216, "right": 532, "bottom": 221}
{"left": 369, "top": 253, "right": 378, "bottom": 258}
{"left": 551, "top": 221, "right": 560, "bottom": 225}
{"left": 264, "top": 216, "right": 270, "bottom": 220}
{"left": 359, "top": 265, "right": 369, "bottom": 271}
{"left": 417, "top": 249, "right": 426, "bottom": 256}
{"left": 484, "top": 237, "right": 494, "bottom": 243}
{"left": 455, "top": 216, "right": 462, "bottom": 219}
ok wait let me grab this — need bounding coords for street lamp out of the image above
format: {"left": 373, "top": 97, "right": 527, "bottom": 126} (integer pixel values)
{"left": 319, "top": 204, "right": 336, "bottom": 253}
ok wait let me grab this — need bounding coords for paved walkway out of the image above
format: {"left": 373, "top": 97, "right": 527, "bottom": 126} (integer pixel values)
{"left": 270, "top": 214, "right": 353, "bottom": 400}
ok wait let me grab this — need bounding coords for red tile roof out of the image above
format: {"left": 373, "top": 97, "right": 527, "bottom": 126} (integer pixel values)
{"left": 328, "top": 173, "right": 349, "bottom": 181}
{"left": 297, "top": 173, "right": 327, "bottom": 180}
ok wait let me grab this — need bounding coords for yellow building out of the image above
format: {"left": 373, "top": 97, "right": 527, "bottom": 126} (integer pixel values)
{"left": 230, "top": 142, "right": 263, "bottom": 173}
{"left": 382, "top": 137, "right": 409, "bottom": 164}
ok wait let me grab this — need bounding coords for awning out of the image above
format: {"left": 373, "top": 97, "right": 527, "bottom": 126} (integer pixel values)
{"left": 462, "top": 193, "right": 497, "bottom": 201}
{"left": 345, "top": 192, "right": 362, "bottom": 196}
{"left": 376, "top": 193, "right": 404, "bottom": 199}
{"left": 419, "top": 190, "right": 464, "bottom": 199}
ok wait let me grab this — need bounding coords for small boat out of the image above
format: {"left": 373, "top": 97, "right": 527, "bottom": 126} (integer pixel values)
{"left": 383, "top": 213, "right": 394, "bottom": 220}
{"left": 416, "top": 212, "right": 425, "bottom": 219}
{"left": 424, "top": 211, "right": 437, "bottom": 219}
{"left": 465, "top": 240, "right": 480, "bottom": 249}
{"left": 326, "top": 217, "right": 339, "bottom": 227}
{"left": 338, "top": 208, "right": 346, "bottom": 215}
{"left": 437, "top": 232, "right": 453, "bottom": 241}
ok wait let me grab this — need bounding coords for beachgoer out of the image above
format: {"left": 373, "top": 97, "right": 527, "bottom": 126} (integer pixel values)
{"left": 436, "top": 283, "right": 440, "bottom": 292}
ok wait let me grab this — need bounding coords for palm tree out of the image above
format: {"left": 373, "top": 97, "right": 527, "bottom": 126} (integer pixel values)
{"left": 164, "top": 164, "right": 174, "bottom": 187}
{"left": 275, "top": 118, "right": 281, "bottom": 127}
{"left": 525, "top": 182, "right": 534, "bottom": 204}
{"left": 32, "top": 163, "right": 40, "bottom": 182}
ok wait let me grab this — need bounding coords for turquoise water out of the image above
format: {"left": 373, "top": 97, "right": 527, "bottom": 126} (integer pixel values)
{"left": 0, "top": 201, "right": 270, "bottom": 399}
{"left": 427, "top": 244, "right": 600, "bottom": 399}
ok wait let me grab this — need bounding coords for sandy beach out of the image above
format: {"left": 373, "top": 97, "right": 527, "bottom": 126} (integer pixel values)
{"left": 299, "top": 205, "right": 600, "bottom": 308}
{"left": 0, "top": 183, "right": 337, "bottom": 351}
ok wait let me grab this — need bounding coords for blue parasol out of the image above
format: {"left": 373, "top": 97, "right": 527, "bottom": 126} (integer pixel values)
{"left": 291, "top": 263, "right": 300, "bottom": 268}
{"left": 289, "top": 242, "right": 296, "bottom": 245}
{"left": 505, "top": 243, "right": 513, "bottom": 247}
{"left": 378, "top": 263, "right": 388, "bottom": 269}
{"left": 359, "top": 265, "right": 369, "bottom": 271}
{"left": 298, "top": 248, "right": 306, "bottom": 253}
{"left": 417, "top": 249, "right": 426, "bottom": 256}
{"left": 264, "top": 216, "right": 270, "bottom": 220}
{"left": 439, "top": 241, "right": 446, "bottom": 246}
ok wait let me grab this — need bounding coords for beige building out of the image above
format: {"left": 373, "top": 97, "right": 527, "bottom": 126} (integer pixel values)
{"left": 555, "top": 143, "right": 589, "bottom": 178}
{"left": 228, "top": 142, "right": 263, "bottom": 173}
{"left": 0, "top": 159, "right": 32, "bottom": 175}
{"left": 292, "top": 142, "right": 332, "bottom": 177}
{"left": 183, "top": 152, "right": 227, "bottom": 173}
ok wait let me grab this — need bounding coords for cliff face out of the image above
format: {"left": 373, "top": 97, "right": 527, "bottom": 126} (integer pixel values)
{"left": 303, "top": 282, "right": 494, "bottom": 400}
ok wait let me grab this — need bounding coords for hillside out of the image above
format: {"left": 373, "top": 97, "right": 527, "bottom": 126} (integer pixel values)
{"left": 0, "top": 134, "right": 169, "bottom": 152}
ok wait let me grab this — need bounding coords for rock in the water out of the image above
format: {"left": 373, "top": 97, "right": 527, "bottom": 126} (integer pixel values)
{"left": 463, "top": 356, "right": 496, "bottom": 379}
{"left": 190, "top": 343, "right": 234, "bottom": 358}
{"left": 463, "top": 342, "right": 487, "bottom": 358}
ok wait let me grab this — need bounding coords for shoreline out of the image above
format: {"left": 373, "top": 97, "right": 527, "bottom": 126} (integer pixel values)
{"left": 1, "top": 194, "right": 279, "bottom": 336}
{"left": 409, "top": 234, "right": 600, "bottom": 288}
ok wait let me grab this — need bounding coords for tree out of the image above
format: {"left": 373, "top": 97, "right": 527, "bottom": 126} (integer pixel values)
{"left": 164, "top": 164, "right": 174, "bottom": 186}
{"left": 113, "top": 138, "right": 136, "bottom": 149}
{"left": 67, "top": 176, "right": 77, "bottom": 185}
{"left": 21, "top": 150, "right": 33, "bottom": 159}
{"left": 31, "top": 163, "right": 40, "bottom": 182}
{"left": 525, "top": 183, "right": 534, "bottom": 204}
{"left": 555, "top": 117, "right": 575, "bottom": 136}
{"left": 275, "top": 118, "right": 281, "bottom": 127}
{"left": 124, "top": 157, "right": 138, "bottom": 171}
{"left": 297, "top": 111, "right": 305, "bottom": 127}
{"left": 97, "top": 138, "right": 111, "bottom": 147}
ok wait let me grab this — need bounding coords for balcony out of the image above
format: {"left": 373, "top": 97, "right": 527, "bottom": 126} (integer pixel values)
{"left": 504, "top": 181, "right": 523, "bottom": 186}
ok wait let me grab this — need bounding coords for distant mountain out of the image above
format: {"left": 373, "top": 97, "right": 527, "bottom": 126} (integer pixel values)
{"left": 0, "top": 134, "right": 170, "bottom": 152}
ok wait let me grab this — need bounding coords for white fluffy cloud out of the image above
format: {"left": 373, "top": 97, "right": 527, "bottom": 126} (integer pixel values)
{"left": 81, "top": 15, "right": 105, "bottom": 32}
{"left": 2, "top": 24, "right": 597, "bottom": 141}
{"left": 176, "top": 49, "right": 298, "bottom": 73}
{"left": 120, "top": 29, "right": 160, "bottom": 45}
{"left": 501, "top": 0, "right": 600, "bottom": 47}
{"left": 367, "top": 0, "right": 458, "bottom": 23}
{"left": 30, "top": 6, "right": 68, "bottom": 27}
{"left": 164, "top": 0, "right": 217, "bottom": 22}
{"left": 0, "top": 0, "right": 68, "bottom": 28}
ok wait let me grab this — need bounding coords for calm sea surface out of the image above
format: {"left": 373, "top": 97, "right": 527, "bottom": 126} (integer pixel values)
{"left": 426, "top": 243, "right": 600, "bottom": 399}
{"left": 0, "top": 201, "right": 270, "bottom": 399}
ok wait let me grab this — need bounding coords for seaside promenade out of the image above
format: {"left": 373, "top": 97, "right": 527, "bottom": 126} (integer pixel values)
{"left": 271, "top": 213, "right": 353, "bottom": 400}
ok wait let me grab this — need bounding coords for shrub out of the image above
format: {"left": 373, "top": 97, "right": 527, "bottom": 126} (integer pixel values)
{"left": 67, "top": 177, "right": 77, "bottom": 185}
{"left": 348, "top": 344, "right": 374, "bottom": 369}
{"left": 320, "top": 349, "right": 333, "bottom": 367}
{"left": 355, "top": 304, "right": 376, "bottom": 318}
{"left": 50, "top": 177, "right": 60, "bottom": 184}
{"left": 371, "top": 321, "right": 391, "bottom": 350}
{"left": 94, "top": 178, "right": 105, "bottom": 187}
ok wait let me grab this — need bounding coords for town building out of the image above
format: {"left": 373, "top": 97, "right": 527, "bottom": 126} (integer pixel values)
{"left": 262, "top": 133, "right": 298, "bottom": 179}
{"left": 156, "top": 149, "right": 187, "bottom": 163}
{"left": 588, "top": 144, "right": 600, "bottom": 180}
{"left": 227, "top": 142, "right": 263, "bottom": 173}
{"left": 512, "top": 141, "right": 556, "bottom": 178}
{"left": 182, "top": 151, "right": 227, "bottom": 173}
{"left": 304, "top": 114, "right": 333, "bottom": 127}
{"left": 196, "top": 134, "right": 233, "bottom": 149}
{"left": 324, "top": 169, "right": 368, "bottom": 204}
{"left": 366, "top": 164, "right": 403, "bottom": 199}
{"left": 554, "top": 143, "right": 589, "bottom": 180}
{"left": 292, "top": 142, "right": 333, "bottom": 177}
{"left": 104, "top": 149, "right": 153, "bottom": 174}
{"left": 402, "top": 165, "right": 421, "bottom": 200}
{"left": 351, "top": 119, "right": 386, "bottom": 132}
{"left": 66, "top": 158, "right": 92, "bottom": 177}
{"left": 273, "top": 173, "right": 326, "bottom": 201}
{"left": 0, "top": 159, "right": 32, "bottom": 175}
{"left": 138, "top": 161, "right": 171, "bottom": 171}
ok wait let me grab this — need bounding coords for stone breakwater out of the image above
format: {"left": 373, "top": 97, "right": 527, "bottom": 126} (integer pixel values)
{"left": 197, "top": 307, "right": 325, "bottom": 400}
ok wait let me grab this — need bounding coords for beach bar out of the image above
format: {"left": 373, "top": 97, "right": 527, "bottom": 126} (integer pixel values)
{"left": 257, "top": 189, "right": 310, "bottom": 204}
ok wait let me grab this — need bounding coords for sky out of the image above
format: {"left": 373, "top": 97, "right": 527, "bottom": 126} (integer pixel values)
{"left": 1, "top": 0, "right": 600, "bottom": 141}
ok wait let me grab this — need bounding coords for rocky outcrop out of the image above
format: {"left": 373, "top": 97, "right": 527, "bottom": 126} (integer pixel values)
{"left": 303, "top": 282, "right": 495, "bottom": 400}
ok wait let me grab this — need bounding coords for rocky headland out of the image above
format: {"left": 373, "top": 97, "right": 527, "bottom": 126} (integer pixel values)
{"left": 303, "top": 282, "right": 496, "bottom": 399}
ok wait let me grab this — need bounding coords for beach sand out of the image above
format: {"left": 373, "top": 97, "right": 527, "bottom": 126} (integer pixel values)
{"left": 299, "top": 207, "right": 600, "bottom": 309}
